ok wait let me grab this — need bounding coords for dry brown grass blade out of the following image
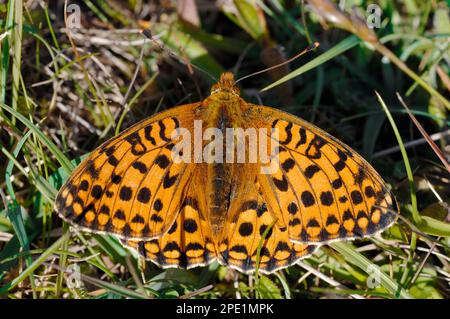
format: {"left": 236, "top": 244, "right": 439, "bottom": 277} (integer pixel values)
{"left": 396, "top": 92, "right": 450, "bottom": 173}
{"left": 436, "top": 66, "right": 450, "bottom": 93}
{"left": 179, "top": 284, "right": 214, "bottom": 299}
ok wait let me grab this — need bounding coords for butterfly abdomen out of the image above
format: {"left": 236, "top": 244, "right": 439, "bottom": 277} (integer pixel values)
{"left": 202, "top": 102, "right": 235, "bottom": 236}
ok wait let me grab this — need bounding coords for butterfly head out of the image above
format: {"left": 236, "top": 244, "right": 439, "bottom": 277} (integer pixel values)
{"left": 210, "top": 72, "right": 240, "bottom": 96}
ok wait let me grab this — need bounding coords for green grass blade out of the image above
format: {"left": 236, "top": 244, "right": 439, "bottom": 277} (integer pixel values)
{"left": 261, "top": 35, "right": 360, "bottom": 92}
{"left": 11, "top": 0, "right": 23, "bottom": 119}
{"left": 376, "top": 92, "right": 419, "bottom": 222}
{"left": 0, "top": 232, "right": 70, "bottom": 294}
{"left": 331, "top": 242, "right": 413, "bottom": 299}
{"left": 375, "top": 92, "right": 419, "bottom": 287}
{"left": 5, "top": 130, "right": 32, "bottom": 199}
{"left": 0, "top": 103, "right": 74, "bottom": 174}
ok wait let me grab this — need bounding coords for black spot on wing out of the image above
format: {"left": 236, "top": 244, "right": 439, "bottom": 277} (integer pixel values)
{"left": 153, "top": 199, "right": 163, "bottom": 212}
{"left": 334, "top": 149, "right": 348, "bottom": 171}
{"left": 155, "top": 154, "right": 170, "bottom": 169}
{"left": 337, "top": 149, "right": 348, "bottom": 161}
{"left": 163, "top": 173, "right": 178, "bottom": 189}
{"left": 281, "top": 158, "right": 295, "bottom": 172}
{"left": 144, "top": 125, "right": 156, "bottom": 145}
{"left": 86, "top": 160, "right": 99, "bottom": 179}
{"left": 351, "top": 190, "right": 363, "bottom": 205}
{"left": 158, "top": 120, "right": 172, "bottom": 142}
{"left": 326, "top": 215, "right": 339, "bottom": 226}
{"left": 183, "top": 197, "right": 199, "bottom": 210}
{"left": 230, "top": 245, "right": 248, "bottom": 255}
{"left": 295, "top": 127, "right": 307, "bottom": 148}
{"left": 304, "top": 164, "right": 320, "bottom": 179}
{"left": 131, "top": 214, "right": 145, "bottom": 224}
{"left": 141, "top": 225, "right": 151, "bottom": 237}
{"left": 289, "top": 218, "right": 301, "bottom": 226}
{"left": 119, "top": 186, "right": 132, "bottom": 201}
{"left": 356, "top": 210, "right": 368, "bottom": 220}
{"left": 256, "top": 203, "right": 268, "bottom": 217}
{"left": 151, "top": 213, "right": 163, "bottom": 222}
{"left": 275, "top": 241, "right": 290, "bottom": 252}
{"left": 137, "top": 187, "right": 151, "bottom": 203}
{"left": 125, "top": 132, "right": 147, "bottom": 155}
{"left": 183, "top": 218, "right": 198, "bottom": 233}
{"left": 272, "top": 175, "right": 289, "bottom": 192}
{"left": 354, "top": 167, "right": 366, "bottom": 186}
{"left": 307, "top": 218, "right": 320, "bottom": 228}
{"left": 334, "top": 160, "right": 346, "bottom": 171}
{"left": 108, "top": 155, "right": 119, "bottom": 166}
{"left": 164, "top": 241, "right": 181, "bottom": 253}
{"left": 132, "top": 161, "right": 147, "bottom": 173}
{"left": 339, "top": 196, "right": 348, "bottom": 203}
{"left": 320, "top": 228, "right": 330, "bottom": 241}
{"left": 365, "top": 186, "right": 375, "bottom": 198}
{"left": 114, "top": 209, "right": 126, "bottom": 220}
{"left": 111, "top": 173, "right": 121, "bottom": 184}
{"left": 301, "top": 191, "right": 315, "bottom": 207}
{"left": 332, "top": 178, "right": 343, "bottom": 189}
{"left": 259, "top": 224, "right": 273, "bottom": 239}
{"left": 279, "top": 122, "right": 293, "bottom": 145}
{"left": 238, "top": 222, "right": 253, "bottom": 237}
{"left": 186, "top": 242, "right": 204, "bottom": 252}
{"left": 343, "top": 209, "right": 353, "bottom": 221}
{"left": 91, "top": 185, "right": 103, "bottom": 199}
{"left": 287, "top": 202, "right": 298, "bottom": 215}
{"left": 121, "top": 224, "right": 132, "bottom": 237}
{"left": 320, "top": 191, "right": 334, "bottom": 206}
{"left": 305, "top": 135, "right": 326, "bottom": 159}
{"left": 79, "top": 180, "right": 89, "bottom": 191}
{"left": 168, "top": 221, "right": 177, "bottom": 234}
{"left": 99, "top": 204, "right": 110, "bottom": 215}
{"left": 105, "top": 190, "right": 114, "bottom": 198}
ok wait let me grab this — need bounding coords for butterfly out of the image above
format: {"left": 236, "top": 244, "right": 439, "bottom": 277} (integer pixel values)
{"left": 55, "top": 72, "right": 398, "bottom": 274}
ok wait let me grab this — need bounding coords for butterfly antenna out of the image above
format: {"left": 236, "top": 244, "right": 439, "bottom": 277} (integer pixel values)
{"left": 140, "top": 29, "right": 218, "bottom": 82}
{"left": 235, "top": 42, "right": 319, "bottom": 84}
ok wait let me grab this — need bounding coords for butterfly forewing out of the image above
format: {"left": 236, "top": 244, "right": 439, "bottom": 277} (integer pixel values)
{"left": 250, "top": 105, "right": 398, "bottom": 244}
{"left": 55, "top": 103, "right": 199, "bottom": 240}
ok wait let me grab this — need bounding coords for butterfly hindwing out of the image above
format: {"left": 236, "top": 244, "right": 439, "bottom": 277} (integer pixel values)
{"left": 123, "top": 178, "right": 216, "bottom": 269}
{"left": 55, "top": 103, "right": 199, "bottom": 240}
{"left": 217, "top": 181, "right": 316, "bottom": 274}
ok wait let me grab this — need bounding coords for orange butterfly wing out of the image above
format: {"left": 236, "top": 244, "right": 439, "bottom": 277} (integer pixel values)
{"left": 55, "top": 103, "right": 198, "bottom": 240}
{"left": 123, "top": 169, "right": 216, "bottom": 269}
{"left": 247, "top": 104, "right": 398, "bottom": 244}
{"left": 216, "top": 179, "right": 316, "bottom": 274}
